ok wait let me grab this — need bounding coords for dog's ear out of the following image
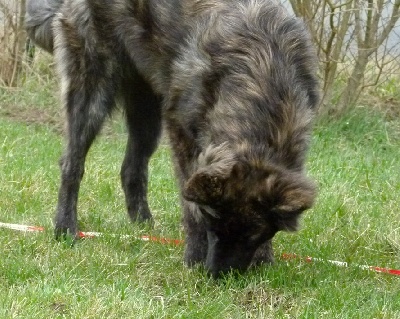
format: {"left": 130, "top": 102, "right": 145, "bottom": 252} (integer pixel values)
{"left": 183, "top": 160, "right": 249, "bottom": 205}
{"left": 261, "top": 171, "right": 316, "bottom": 230}
{"left": 183, "top": 170, "right": 226, "bottom": 205}
{"left": 274, "top": 174, "right": 316, "bottom": 213}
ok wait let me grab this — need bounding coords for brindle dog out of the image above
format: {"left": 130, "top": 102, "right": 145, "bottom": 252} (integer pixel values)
{"left": 26, "top": 0, "right": 319, "bottom": 277}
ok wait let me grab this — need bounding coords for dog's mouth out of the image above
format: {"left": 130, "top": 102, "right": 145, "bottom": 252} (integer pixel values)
{"left": 204, "top": 226, "right": 277, "bottom": 278}
{"left": 205, "top": 230, "right": 255, "bottom": 277}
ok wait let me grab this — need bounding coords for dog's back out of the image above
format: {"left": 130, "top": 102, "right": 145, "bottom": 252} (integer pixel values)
{"left": 98, "top": 0, "right": 319, "bottom": 170}
{"left": 164, "top": 0, "right": 319, "bottom": 169}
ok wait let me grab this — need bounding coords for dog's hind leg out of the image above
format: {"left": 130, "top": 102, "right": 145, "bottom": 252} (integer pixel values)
{"left": 120, "top": 70, "right": 162, "bottom": 224}
{"left": 55, "top": 93, "right": 116, "bottom": 239}
{"left": 54, "top": 47, "right": 118, "bottom": 239}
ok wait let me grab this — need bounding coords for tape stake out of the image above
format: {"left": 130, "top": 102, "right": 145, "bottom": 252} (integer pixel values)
{"left": 370, "top": 266, "right": 400, "bottom": 276}
{"left": 281, "top": 253, "right": 400, "bottom": 277}
{"left": 140, "top": 235, "right": 183, "bottom": 246}
{"left": 1, "top": 222, "right": 398, "bottom": 276}
{"left": 0, "top": 222, "right": 45, "bottom": 232}
{"left": 0, "top": 222, "right": 182, "bottom": 246}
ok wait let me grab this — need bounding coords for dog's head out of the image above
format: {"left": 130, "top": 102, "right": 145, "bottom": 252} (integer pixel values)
{"left": 183, "top": 148, "right": 316, "bottom": 277}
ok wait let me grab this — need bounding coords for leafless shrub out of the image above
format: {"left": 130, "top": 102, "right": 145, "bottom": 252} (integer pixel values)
{"left": 0, "top": 0, "right": 26, "bottom": 86}
{"left": 2, "top": 0, "right": 400, "bottom": 117}
{"left": 286, "top": 0, "right": 400, "bottom": 116}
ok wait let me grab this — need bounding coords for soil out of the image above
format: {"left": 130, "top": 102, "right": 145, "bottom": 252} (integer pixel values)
{"left": 0, "top": 102, "right": 122, "bottom": 136}
{"left": 0, "top": 102, "right": 64, "bottom": 134}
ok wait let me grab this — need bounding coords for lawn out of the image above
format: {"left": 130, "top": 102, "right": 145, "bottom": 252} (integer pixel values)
{"left": 0, "top": 56, "right": 399, "bottom": 318}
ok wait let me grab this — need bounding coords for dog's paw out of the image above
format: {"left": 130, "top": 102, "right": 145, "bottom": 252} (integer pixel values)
{"left": 54, "top": 228, "right": 77, "bottom": 247}
{"left": 184, "top": 245, "right": 207, "bottom": 267}
{"left": 130, "top": 209, "right": 155, "bottom": 228}
{"left": 251, "top": 241, "right": 275, "bottom": 266}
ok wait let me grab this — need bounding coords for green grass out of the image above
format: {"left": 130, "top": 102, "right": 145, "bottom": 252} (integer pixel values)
{"left": 1, "top": 59, "right": 400, "bottom": 318}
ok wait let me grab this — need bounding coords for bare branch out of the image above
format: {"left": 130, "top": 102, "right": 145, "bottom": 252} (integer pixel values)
{"left": 376, "top": 0, "right": 400, "bottom": 47}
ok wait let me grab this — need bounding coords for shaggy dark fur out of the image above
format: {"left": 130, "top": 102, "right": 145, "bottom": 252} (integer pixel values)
{"left": 26, "top": 0, "right": 319, "bottom": 277}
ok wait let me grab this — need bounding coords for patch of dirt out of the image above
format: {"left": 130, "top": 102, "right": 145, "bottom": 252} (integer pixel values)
{"left": 236, "top": 285, "right": 295, "bottom": 314}
{"left": 359, "top": 92, "right": 400, "bottom": 120}
{"left": 49, "top": 302, "right": 68, "bottom": 315}
{"left": 0, "top": 103, "right": 64, "bottom": 134}
{"left": 0, "top": 103, "right": 122, "bottom": 137}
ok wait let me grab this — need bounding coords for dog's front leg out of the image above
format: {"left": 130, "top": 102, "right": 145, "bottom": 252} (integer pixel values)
{"left": 182, "top": 201, "right": 208, "bottom": 266}
{"left": 251, "top": 239, "right": 275, "bottom": 266}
